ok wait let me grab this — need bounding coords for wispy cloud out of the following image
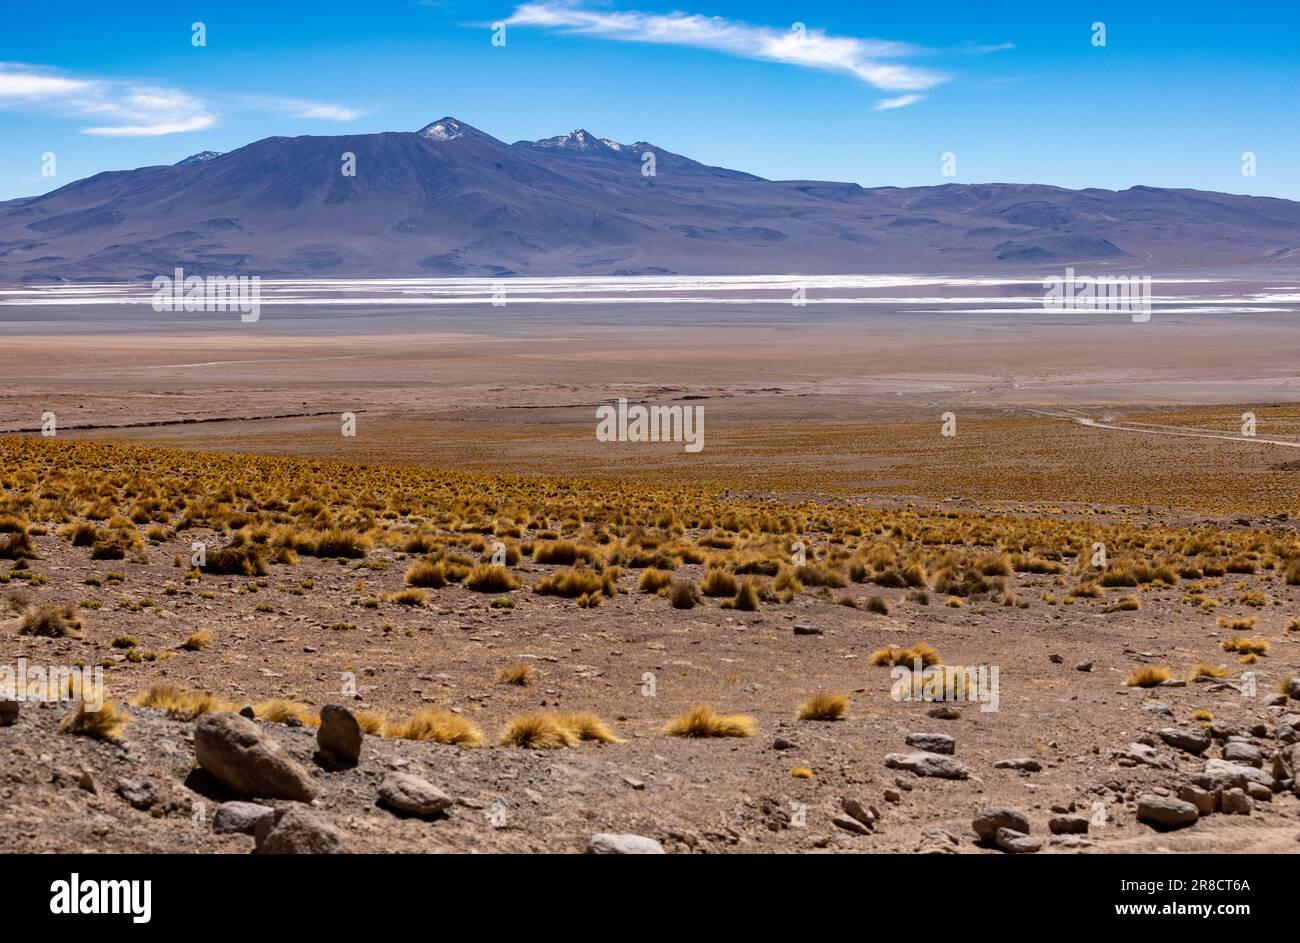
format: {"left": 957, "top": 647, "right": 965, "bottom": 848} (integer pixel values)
{"left": 874, "top": 94, "right": 922, "bottom": 111}
{"left": 505, "top": 3, "right": 947, "bottom": 100}
{"left": 0, "top": 62, "right": 361, "bottom": 136}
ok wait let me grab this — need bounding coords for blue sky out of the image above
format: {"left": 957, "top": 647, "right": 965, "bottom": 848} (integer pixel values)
{"left": 1, "top": 0, "right": 1297, "bottom": 201}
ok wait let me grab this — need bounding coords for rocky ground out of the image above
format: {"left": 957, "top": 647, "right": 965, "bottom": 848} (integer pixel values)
{"left": 4, "top": 518, "right": 1300, "bottom": 853}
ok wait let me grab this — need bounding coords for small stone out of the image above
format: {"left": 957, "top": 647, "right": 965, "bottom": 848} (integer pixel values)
{"left": 1158, "top": 727, "right": 1211, "bottom": 755}
{"left": 973, "top": 806, "right": 1030, "bottom": 842}
{"left": 841, "top": 798, "right": 876, "bottom": 828}
{"left": 1222, "top": 741, "right": 1262, "bottom": 768}
{"left": 622, "top": 776, "right": 645, "bottom": 791}
{"left": 213, "top": 801, "right": 275, "bottom": 835}
{"left": 254, "top": 806, "right": 345, "bottom": 854}
{"left": 1075, "top": 660, "right": 1094, "bottom": 672}
{"left": 1048, "top": 814, "right": 1089, "bottom": 835}
{"left": 76, "top": 769, "right": 98, "bottom": 795}
{"left": 1245, "top": 781, "right": 1272, "bottom": 801}
{"left": 378, "top": 772, "right": 452, "bottom": 817}
{"left": 317, "top": 704, "right": 363, "bottom": 766}
{"left": 904, "top": 732, "right": 955, "bottom": 755}
{"left": 1220, "top": 787, "right": 1251, "bottom": 815}
{"left": 1176, "top": 783, "right": 1216, "bottom": 815}
{"left": 883, "top": 789, "right": 902, "bottom": 803}
{"left": 994, "top": 828, "right": 1041, "bottom": 853}
{"left": 884, "top": 751, "right": 969, "bottom": 779}
{"left": 994, "top": 757, "right": 1042, "bottom": 772}
{"left": 1048, "top": 654, "right": 1063, "bottom": 664}
{"left": 1123, "top": 742, "right": 1174, "bottom": 769}
{"left": 927, "top": 705, "right": 961, "bottom": 720}
{"left": 1142, "top": 701, "right": 1173, "bottom": 717}
{"left": 586, "top": 833, "right": 665, "bottom": 854}
{"left": 792, "top": 624, "right": 823, "bottom": 636}
{"left": 238, "top": 705, "right": 256, "bottom": 719}
{"left": 832, "top": 814, "right": 871, "bottom": 835}
{"left": 115, "top": 777, "right": 158, "bottom": 811}
{"left": 772, "top": 737, "right": 798, "bottom": 751}
{"left": 1136, "top": 794, "right": 1199, "bottom": 830}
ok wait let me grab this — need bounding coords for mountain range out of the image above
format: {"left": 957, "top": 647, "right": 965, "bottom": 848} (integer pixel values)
{"left": 2, "top": 117, "right": 1298, "bottom": 281}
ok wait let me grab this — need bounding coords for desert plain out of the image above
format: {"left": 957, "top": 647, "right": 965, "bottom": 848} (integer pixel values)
{"left": 2, "top": 276, "right": 1300, "bottom": 853}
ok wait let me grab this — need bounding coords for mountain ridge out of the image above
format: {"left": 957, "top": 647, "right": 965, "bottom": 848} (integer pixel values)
{"left": 2, "top": 117, "right": 1297, "bottom": 281}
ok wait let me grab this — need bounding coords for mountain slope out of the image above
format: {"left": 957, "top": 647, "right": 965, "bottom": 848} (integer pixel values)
{"left": 1, "top": 118, "right": 1297, "bottom": 281}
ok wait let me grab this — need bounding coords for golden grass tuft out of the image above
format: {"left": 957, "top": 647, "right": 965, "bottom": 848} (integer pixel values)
{"left": 386, "top": 587, "right": 428, "bottom": 606}
{"left": 498, "top": 662, "right": 533, "bottom": 686}
{"left": 663, "top": 704, "right": 756, "bottom": 738}
{"left": 18, "top": 602, "right": 83, "bottom": 638}
{"left": 180, "top": 628, "right": 213, "bottom": 651}
{"left": 464, "top": 564, "right": 521, "bottom": 593}
{"left": 553, "top": 712, "right": 623, "bottom": 743}
{"left": 254, "top": 698, "right": 320, "bottom": 727}
{"left": 498, "top": 712, "right": 579, "bottom": 749}
{"left": 1220, "top": 636, "right": 1270, "bottom": 656}
{"left": 797, "top": 691, "right": 849, "bottom": 721}
{"left": 131, "top": 682, "right": 231, "bottom": 720}
{"left": 60, "top": 700, "right": 129, "bottom": 741}
{"left": 384, "top": 707, "right": 485, "bottom": 746}
{"left": 790, "top": 766, "right": 814, "bottom": 779}
{"left": 1188, "top": 662, "right": 1228, "bottom": 680}
{"left": 1125, "top": 666, "right": 1171, "bottom": 688}
{"left": 404, "top": 558, "right": 448, "bottom": 588}
{"left": 638, "top": 568, "right": 674, "bottom": 593}
{"left": 869, "top": 641, "right": 941, "bottom": 668}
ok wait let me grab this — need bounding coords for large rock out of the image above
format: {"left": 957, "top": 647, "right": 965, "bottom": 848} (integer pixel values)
{"left": 0, "top": 700, "right": 17, "bottom": 726}
{"left": 586, "top": 833, "right": 665, "bottom": 854}
{"left": 1222, "top": 740, "right": 1262, "bottom": 768}
{"left": 904, "top": 732, "right": 955, "bottom": 755}
{"left": 317, "top": 704, "right": 363, "bottom": 766}
{"left": 1157, "top": 727, "right": 1210, "bottom": 755}
{"left": 1220, "top": 788, "right": 1252, "bottom": 815}
{"left": 254, "top": 806, "right": 345, "bottom": 854}
{"left": 973, "top": 806, "right": 1030, "bottom": 842}
{"left": 994, "top": 827, "right": 1041, "bottom": 854}
{"left": 1176, "top": 783, "right": 1217, "bottom": 815}
{"left": 1272, "top": 742, "right": 1300, "bottom": 792}
{"left": 885, "top": 751, "right": 969, "bottom": 780}
{"left": 115, "top": 777, "right": 158, "bottom": 811}
{"left": 1192, "top": 758, "right": 1273, "bottom": 793}
{"left": 213, "top": 801, "right": 276, "bottom": 835}
{"left": 994, "top": 757, "right": 1042, "bottom": 772}
{"left": 194, "top": 713, "right": 317, "bottom": 802}
{"left": 1136, "top": 794, "right": 1199, "bottom": 831}
{"left": 378, "top": 772, "right": 452, "bottom": 817}
{"left": 1122, "top": 742, "right": 1175, "bottom": 769}
{"left": 1048, "top": 814, "right": 1089, "bottom": 835}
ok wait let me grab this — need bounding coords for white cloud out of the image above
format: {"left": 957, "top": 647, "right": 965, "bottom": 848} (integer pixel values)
{"left": 874, "top": 94, "right": 922, "bottom": 111}
{"left": 506, "top": 3, "right": 947, "bottom": 93}
{"left": 0, "top": 63, "right": 361, "bottom": 136}
{"left": 0, "top": 63, "right": 215, "bottom": 136}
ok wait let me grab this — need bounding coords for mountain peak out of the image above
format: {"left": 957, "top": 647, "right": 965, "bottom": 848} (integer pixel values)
{"left": 525, "top": 129, "right": 616, "bottom": 153}
{"left": 417, "top": 117, "right": 482, "bottom": 142}
{"left": 176, "top": 151, "right": 223, "bottom": 166}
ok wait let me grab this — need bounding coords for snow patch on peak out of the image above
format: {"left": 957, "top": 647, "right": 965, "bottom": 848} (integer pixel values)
{"left": 419, "top": 118, "right": 472, "bottom": 141}
{"left": 176, "top": 151, "right": 223, "bottom": 165}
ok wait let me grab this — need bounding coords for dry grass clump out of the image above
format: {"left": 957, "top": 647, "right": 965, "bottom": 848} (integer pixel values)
{"left": 726, "top": 579, "right": 761, "bottom": 611}
{"left": 797, "top": 691, "right": 848, "bottom": 721}
{"left": 404, "top": 558, "right": 448, "bottom": 588}
{"left": 663, "top": 705, "right": 756, "bottom": 738}
{"left": 553, "top": 712, "right": 622, "bottom": 743}
{"left": 1125, "top": 666, "right": 1171, "bottom": 687}
{"left": 386, "top": 587, "right": 427, "bottom": 606}
{"left": 204, "top": 544, "right": 267, "bottom": 576}
{"left": 1217, "top": 616, "right": 1257, "bottom": 631}
{"left": 499, "top": 712, "right": 578, "bottom": 748}
{"left": 498, "top": 662, "right": 533, "bottom": 686}
{"left": 668, "top": 578, "right": 699, "bottom": 609}
{"left": 1104, "top": 596, "right": 1141, "bottom": 613}
{"left": 533, "top": 567, "right": 609, "bottom": 598}
{"left": 464, "top": 564, "right": 520, "bottom": 593}
{"left": 638, "top": 568, "right": 674, "bottom": 593}
{"left": 251, "top": 699, "right": 320, "bottom": 727}
{"left": 1191, "top": 709, "right": 1214, "bottom": 722}
{"left": 1188, "top": 662, "right": 1229, "bottom": 680}
{"left": 307, "top": 528, "right": 371, "bottom": 559}
{"left": 865, "top": 594, "right": 890, "bottom": 615}
{"left": 60, "top": 700, "right": 129, "bottom": 741}
{"left": 0, "top": 528, "right": 35, "bottom": 560}
{"left": 384, "top": 707, "right": 485, "bottom": 746}
{"left": 1221, "top": 637, "right": 1269, "bottom": 656}
{"left": 131, "top": 682, "right": 231, "bottom": 720}
{"left": 869, "top": 641, "right": 941, "bottom": 668}
{"left": 790, "top": 766, "right": 814, "bottom": 779}
{"left": 18, "top": 602, "right": 83, "bottom": 638}
{"left": 181, "top": 628, "right": 213, "bottom": 651}
{"left": 699, "top": 566, "right": 738, "bottom": 597}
